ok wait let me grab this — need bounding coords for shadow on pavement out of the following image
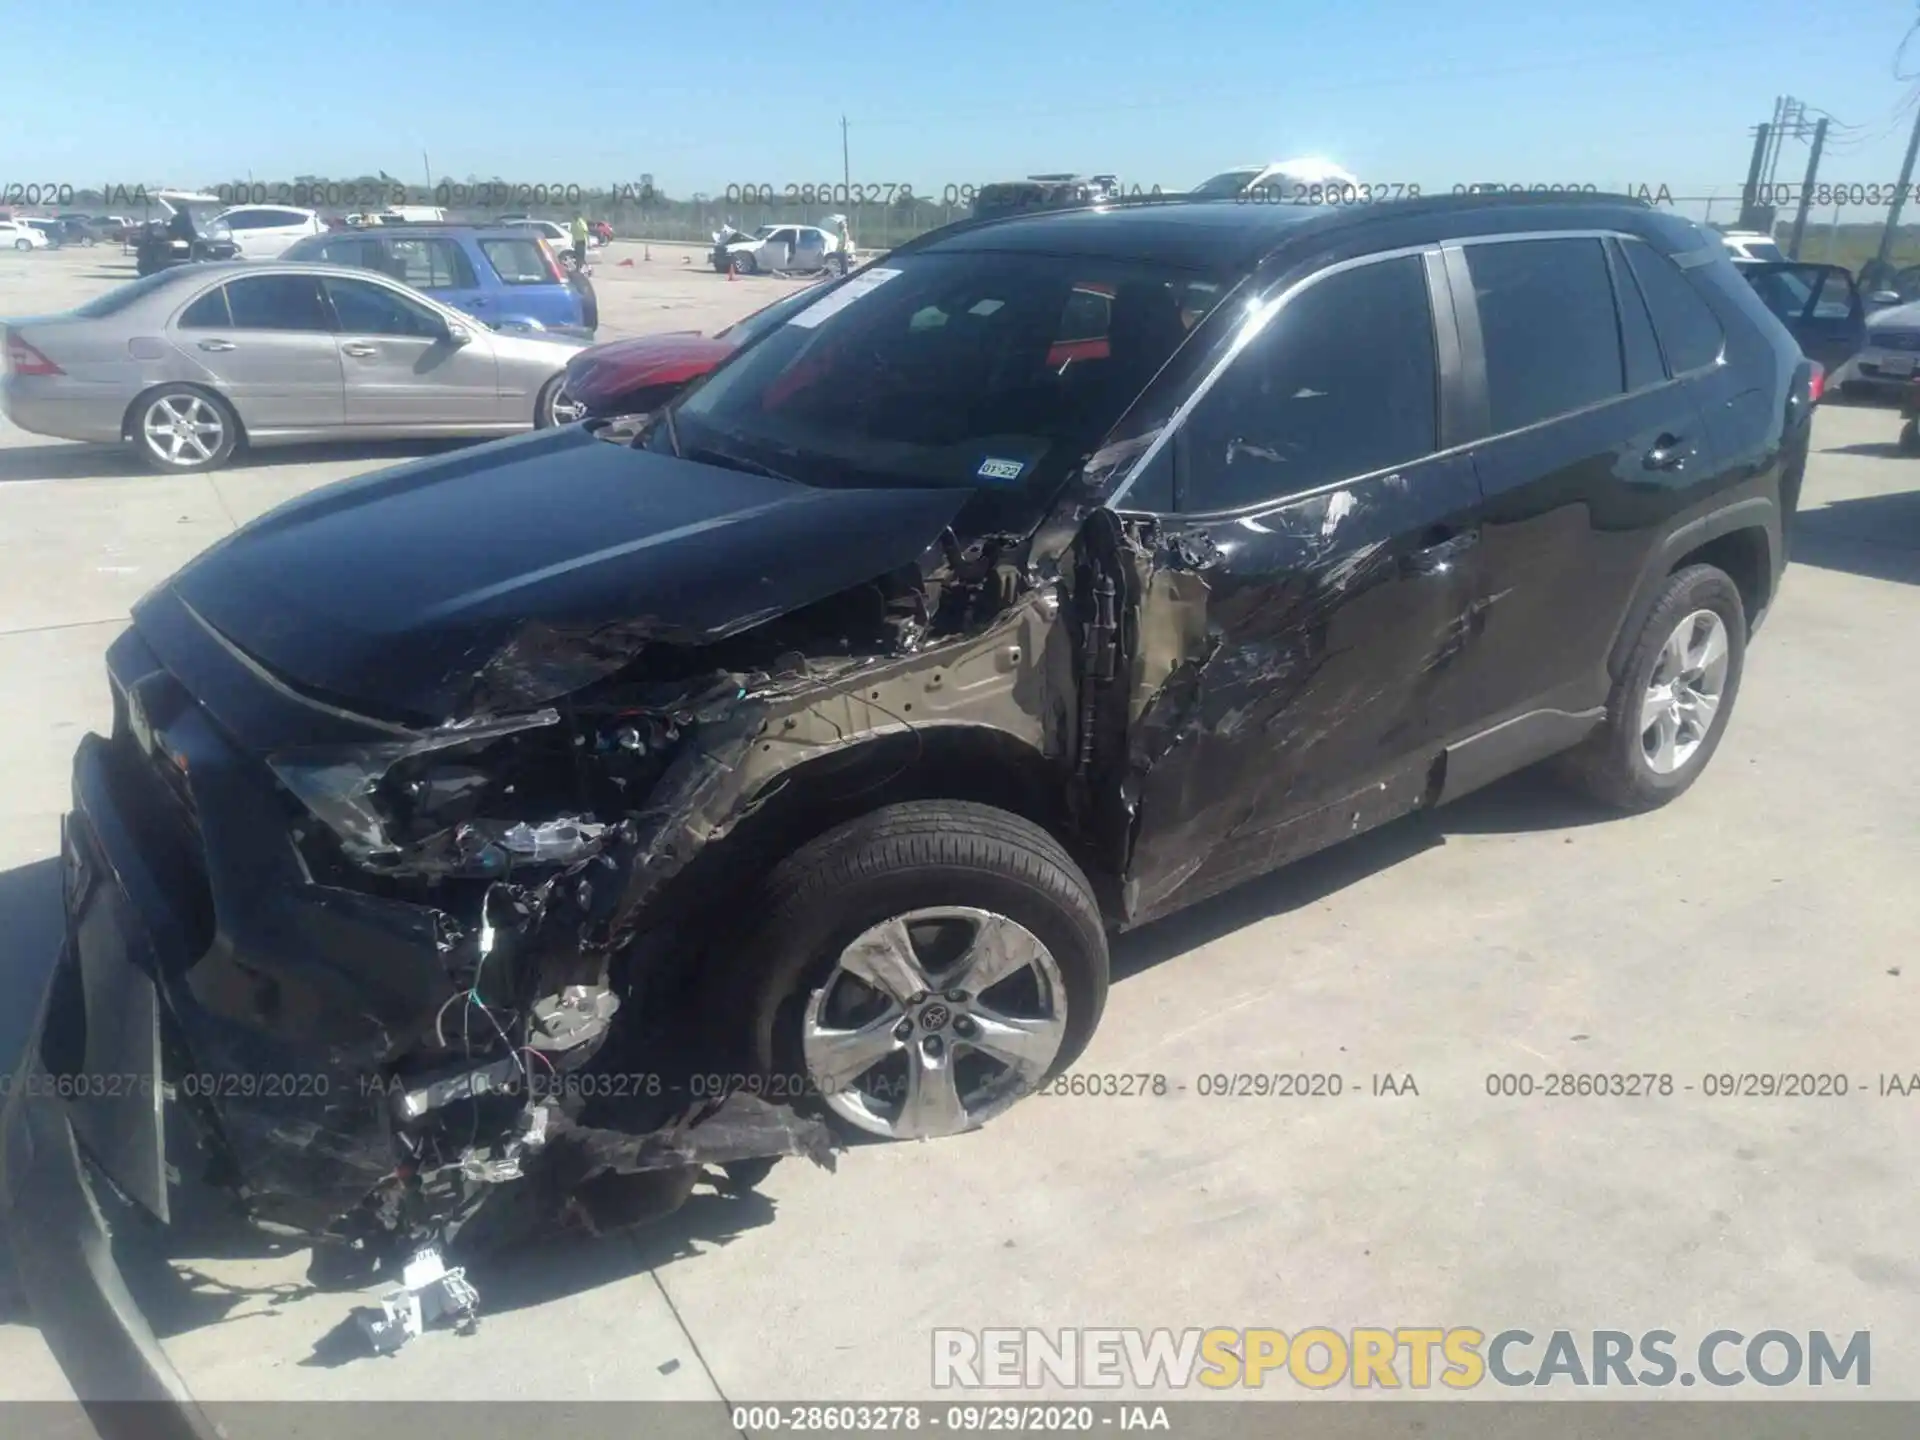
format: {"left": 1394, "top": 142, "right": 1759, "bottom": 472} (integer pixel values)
{"left": 1794, "top": 485, "right": 1920, "bottom": 585}
{"left": 1821, "top": 441, "right": 1904, "bottom": 458}
{"left": 0, "top": 437, "right": 476, "bottom": 485}
{"left": 0, "top": 858, "right": 61, "bottom": 1327}
{"left": 1112, "top": 766, "right": 1616, "bottom": 981}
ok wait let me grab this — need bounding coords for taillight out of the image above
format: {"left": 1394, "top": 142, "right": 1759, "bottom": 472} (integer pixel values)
{"left": 4, "top": 332, "right": 63, "bottom": 376}
{"left": 1807, "top": 362, "right": 1825, "bottom": 404}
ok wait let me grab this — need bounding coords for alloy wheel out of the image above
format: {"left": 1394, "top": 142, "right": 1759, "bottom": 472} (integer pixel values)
{"left": 547, "top": 384, "right": 586, "bottom": 425}
{"left": 1639, "top": 609, "right": 1730, "bottom": 775}
{"left": 141, "top": 394, "right": 225, "bottom": 467}
{"left": 801, "top": 906, "right": 1068, "bottom": 1140}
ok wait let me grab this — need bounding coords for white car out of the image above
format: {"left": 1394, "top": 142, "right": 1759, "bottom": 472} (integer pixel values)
{"left": 1190, "top": 157, "right": 1363, "bottom": 201}
{"left": 503, "top": 217, "right": 601, "bottom": 251}
{"left": 211, "top": 204, "right": 326, "bottom": 260}
{"left": 1720, "top": 230, "right": 1785, "bottom": 263}
{"left": 0, "top": 219, "right": 50, "bottom": 251}
{"left": 712, "top": 223, "right": 847, "bottom": 275}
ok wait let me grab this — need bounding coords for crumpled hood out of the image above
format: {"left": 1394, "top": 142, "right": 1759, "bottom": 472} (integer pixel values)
{"left": 564, "top": 331, "right": 735, "bottom": 411}
{"left": 157, "top": 424, "right": 969, "bottom": 723}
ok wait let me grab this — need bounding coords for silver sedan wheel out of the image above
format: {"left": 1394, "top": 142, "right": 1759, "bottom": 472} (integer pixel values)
{"left": 1640, "top": 608, "right": 1730, "bottom": 775}
{"left": 801, "top": 906, "right": 1069, "bottom": 1140}
{"left": 547, "top": 383, "right": 585, "bottom": 425}
{"left": 141, "top": 394, "right": 225, "bottom": 467}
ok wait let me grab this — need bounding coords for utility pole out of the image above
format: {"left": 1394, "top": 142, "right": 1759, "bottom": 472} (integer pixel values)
{"left": 422, "top": 150, "right": 433, "bottom": 196}
{"left": 841, "top": 116, "right": 851, "bottom": 194}
{"left": 1826, "top": 199, "right": 1843, "bottom": 262}
{"left": 1874, "top": 101, "right": 1920, "bottom": 276}
{"left": 1740, "top": 122, "right": 1772, "bottom": 229}
{"left": 1787, "top": 117, "right": 1828, "bottom": 259}
{"left": 1760, "top": 96, "right": 1787, "bottom": 191}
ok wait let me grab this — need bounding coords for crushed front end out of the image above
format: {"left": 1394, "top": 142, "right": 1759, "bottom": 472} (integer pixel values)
{"left": 8, "top": 589, "right": 841, "bottom": 1326}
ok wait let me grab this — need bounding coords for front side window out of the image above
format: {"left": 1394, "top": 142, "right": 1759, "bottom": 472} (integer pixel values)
{"left": 658, "top": 249, "right": 1227, "bottom": 500}
{"left": 1467, "top": 238, "right": 1625, "bottom": 434}
{"left": 1177, "top": 254, "right": 1438, "bottom": 514}
{"left": 222, "top": 274, "right": 330, "bottom": 331}
{"left": 219, "top": 208, "right": 268, "bottom": 231}
{"left": 324, "top": 277, "right": 443, "bottom": 337}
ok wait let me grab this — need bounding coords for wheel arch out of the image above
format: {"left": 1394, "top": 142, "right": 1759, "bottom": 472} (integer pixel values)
{"left": 1606, "top": 500, "right": 1777, "bottom": 684}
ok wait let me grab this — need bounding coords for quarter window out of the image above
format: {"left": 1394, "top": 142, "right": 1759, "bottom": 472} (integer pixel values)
{"left": 1178, "top": 254, "right": 1439, "bottom": 513}
{"left": 390, "top": 237, "right": 477, "bottom": 289}
{"left": 480, "top": 237, "right": 553, "bottom": 284}
{"left": 1466, "top": 238, "right": 1624, "bottom": 434}
{"left": 177, "top": 286, "right": 232, "bottom": 328}
{"left": 1621, "top": 239, "right": 1724, "bottom": 374}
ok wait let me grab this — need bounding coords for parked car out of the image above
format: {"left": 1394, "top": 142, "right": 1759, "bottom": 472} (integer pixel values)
{"left": 0, "top": 194, "right": 1813, "bottom": 1407}
{"left": 590, "top": 219, "right": 614, "bottom": 244}
{"left": 503, "top": 217, "right": 600, "bottom": 251}
{"left": 20, "top": 218, "right": 67, "bottom": 247}
{"left": 1731, "top": 259, "right": 1864, "bottom": 377}
{"left": 282, "top": 223, "right": 597, "bottom": 337}
{"left": 0, "top": 262, "right": 587, "bottom": 472}
{"left": 1187, "top": 157, "right": 1363, "bottom": 201}
{"left": 211, "top": 204, "right": 327, "bottom": 260}
{"left": 710, "top": 222, "right": 847, "bottom": 275}
{"left": 564, "top": 280, "right": 832, "bottom": 416}
{"left": 0, "top": 218, "right": 51, "bottom": 250}
{"left": 132, "top": 191, "right": 241, "bottom": 275}
{"left": 971, "top": 174, "right": 1123, "bottom": 222}
{"left": 1719, "top": 229, "right": 1785, "bottom": 263}
{"left": 1832, "top": 295, "right": 1920, "bottom": 399}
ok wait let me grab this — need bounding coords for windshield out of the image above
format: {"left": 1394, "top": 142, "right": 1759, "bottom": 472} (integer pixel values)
{"left": 1191, "top": 168, "right": 1263, "bottom": 197}
{"left": 752, "top": 225, "right": 780, "bottom": 240}
{"left": 653, "top": 249, "right": 1228, "bottom": 506}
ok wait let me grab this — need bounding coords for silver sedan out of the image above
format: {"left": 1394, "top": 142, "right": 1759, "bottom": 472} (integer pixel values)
{"left": 1, "top": 262, "right": 588, "bottom": 472}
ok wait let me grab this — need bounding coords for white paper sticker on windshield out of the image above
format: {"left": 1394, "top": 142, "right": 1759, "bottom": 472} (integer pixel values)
{"left": 786, "top": 267, "right": 903, "bottom": 328}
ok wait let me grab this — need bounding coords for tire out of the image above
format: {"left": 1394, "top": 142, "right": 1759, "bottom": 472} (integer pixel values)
{"left": 1900, "top": 417, "right": 1920, "bottom": 454}
{"left": 1554, "top": 564, "right": 1747, "bottom": 812}
{"left": 129, "top": 385, "right": 240, "bottom": 473}
{"left": 534, "top": 373, "right": 582, "bottom": 428}
{"left": 732, "top": 250, "right": 755, "bottom": 276}
{"left": 731, "top": 800, "right": 1109, "bottom": 1142}
{"left": 12, "top": 239, "right": 28, "bottom": 252}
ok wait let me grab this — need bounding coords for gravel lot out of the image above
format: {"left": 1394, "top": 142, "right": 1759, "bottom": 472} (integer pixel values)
{"left": 1, "top": 241, "right": 1917, "bottom": 1413}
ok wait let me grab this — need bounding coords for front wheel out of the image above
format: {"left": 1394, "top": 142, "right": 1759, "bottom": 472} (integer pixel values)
{"left": 733, "top": 800, "right": 1109, "bottom": 1142}
{"left": 130, "top": 385, "right": 240, "bottom": 473}
{"left": 731, "top": 251, "right": 755, "bottom": 276}
{"left": 1553, "top": 564, "right": 1747, "bottom": 811}
{"left": 1900, "top": 417, "right": 1920, "bottom": 453}
{"left": 535, "top": 373, "right": 584, "bottom": 427}
{"left": 13, "top": 239, "right": 29, "bottom": 252}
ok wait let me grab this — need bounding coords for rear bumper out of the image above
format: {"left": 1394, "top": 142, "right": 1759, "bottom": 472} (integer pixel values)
{"left": 1, "top": 960, "right": 216, "bottom": 1439}
{"left": 0, "top": 376, "right": 133, "bottom": 444}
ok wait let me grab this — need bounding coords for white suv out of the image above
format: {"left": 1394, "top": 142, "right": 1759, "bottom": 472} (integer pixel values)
{"left": 210, "top": 204, "right": 325, "bottom": 260}
{"left": 1720, "top": 230, "right": 1785, "bottom": 262}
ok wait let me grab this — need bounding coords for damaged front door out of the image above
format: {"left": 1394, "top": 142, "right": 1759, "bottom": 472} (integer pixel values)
{"left": 1116, "top": 250, "right": 1486, "bottom": 923}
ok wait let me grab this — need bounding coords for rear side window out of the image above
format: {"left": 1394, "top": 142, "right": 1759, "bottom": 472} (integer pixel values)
{"left": 1622, "top": 240, "right": 1724, "bottom": 374}
{"left": 480, "top": 237, "right": 553, "bottom": 284}
{"left": 313, "top": 237, "right": 379, "bottom": 269}
{"left": 1609, "top": 242, "right": 1666, "bottom": 390}
{"left": 1467, "top": 238, "right": 1624, "bottom": 433}
{"left": 1178, "top": 254, "right": 1438, "bottom": 513}
{"left": 223, "top": 274, "right": 330, "bottom": 331}
{"left": 178, "top": 286, "right": 232, "bottom": 328}
{"left": 390, "top": 237, "right": 477, "bottom": 289}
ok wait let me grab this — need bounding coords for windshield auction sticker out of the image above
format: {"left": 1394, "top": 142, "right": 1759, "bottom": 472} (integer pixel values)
{"left": 787, "top": 267, "right": 903, "bottom": 329}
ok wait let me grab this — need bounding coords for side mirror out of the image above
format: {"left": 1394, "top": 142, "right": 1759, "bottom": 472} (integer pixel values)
{"left": 445, "top": 322, "right": 472, "bottom": 346}
{"left": 1869, "top": 291, "right": 1902, "bottom": 308}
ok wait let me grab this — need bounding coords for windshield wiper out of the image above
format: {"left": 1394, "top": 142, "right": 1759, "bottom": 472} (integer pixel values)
{"left": 683, "top": 445, "right": 799, "bottom": 485}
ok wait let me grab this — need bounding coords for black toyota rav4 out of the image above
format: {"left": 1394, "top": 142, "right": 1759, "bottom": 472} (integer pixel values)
{"left": 4, "top": 193, "right": 1810, "bottom": 1415}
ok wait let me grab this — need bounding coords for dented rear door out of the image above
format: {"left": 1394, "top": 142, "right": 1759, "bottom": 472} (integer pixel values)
{"left": 1115, "top": 248, "right": 1486, "bottom": 923}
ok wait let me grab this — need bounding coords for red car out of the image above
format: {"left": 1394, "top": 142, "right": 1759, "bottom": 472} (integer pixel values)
{"left": 590, "top": 220, "right": 615, "bottom": 244}
{"left": 564, "top": 282, "right": 830, "bottom": 417}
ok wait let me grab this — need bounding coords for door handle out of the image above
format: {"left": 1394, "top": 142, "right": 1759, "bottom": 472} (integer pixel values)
{"left": 196, "top": 339, "right": 236, "bottom": 352}
{"left": 1642, "top": 434, "right": 1692, "bottom": 471}
{"left": 1401, "top": 528, "right": 1479, "bottom": 576}
{"left": 341, "top": 342, "right": 379, "bottom": 357}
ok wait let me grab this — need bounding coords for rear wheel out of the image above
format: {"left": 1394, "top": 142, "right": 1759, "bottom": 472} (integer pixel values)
{"left": 12, "top": 239, "right": 28, "bottom": 252}
{"left": 732, "top": 800, "right": 1109, "bottom": 1142}
{"left": 1554, "top": 565, "right": 1746, "bottom": 811}
{"left": 130, "top": 385, "right": 240, "bottom": 473}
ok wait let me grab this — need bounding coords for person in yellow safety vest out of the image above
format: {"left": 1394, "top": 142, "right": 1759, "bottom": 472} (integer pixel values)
{"left": 570, "top": 214, "right": 589, "bottom": 270}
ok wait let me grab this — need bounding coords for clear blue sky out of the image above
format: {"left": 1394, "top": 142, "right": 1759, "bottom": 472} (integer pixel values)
{"left": 6, "top": 0, "right": 1920, "bottom": 212}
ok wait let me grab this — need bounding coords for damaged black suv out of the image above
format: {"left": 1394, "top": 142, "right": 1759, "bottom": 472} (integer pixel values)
{"left": 4, "top": 193, "right": 1810, "bottom": 1386}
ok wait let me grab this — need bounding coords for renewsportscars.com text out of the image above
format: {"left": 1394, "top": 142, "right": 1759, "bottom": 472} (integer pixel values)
{"left": 932, "top": 1327, "right": 1871, "bottom": 1390}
